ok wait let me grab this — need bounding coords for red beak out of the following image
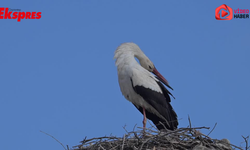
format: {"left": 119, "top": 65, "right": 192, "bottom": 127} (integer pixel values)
{"left": 153, "top": 68, "right": 173, "bottom": 90}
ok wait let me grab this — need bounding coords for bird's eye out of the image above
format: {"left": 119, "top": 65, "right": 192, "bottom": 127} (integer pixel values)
{"left": 149, "top": 66, "right": 152, "bottom": 69}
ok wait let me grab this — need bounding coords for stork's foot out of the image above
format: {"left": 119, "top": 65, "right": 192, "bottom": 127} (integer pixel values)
{"left": 142, "top": 107, "right": 147, "bottom": 129}
{"left": 142, "top": 120, "right": 146, "bottom": 136}
{"left": 142, "top": 107, "right": 147, "bottom": 137}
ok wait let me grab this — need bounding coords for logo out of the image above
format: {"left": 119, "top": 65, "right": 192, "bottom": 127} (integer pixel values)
{"left": 234, "top": 8, "right": 249, "bottom": 19}
{"left": 215, "top": 4, "right": 249, "bottom": 20}
{"left": 215, "top": 4, "right": 233, "bottom": 20}
{"left": 0, "top": 7, "right": 41, "bottom": 22}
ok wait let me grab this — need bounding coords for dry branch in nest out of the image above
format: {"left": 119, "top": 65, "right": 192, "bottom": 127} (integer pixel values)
{"left": 73, "top": 124, "right": 243, "bottom": 150}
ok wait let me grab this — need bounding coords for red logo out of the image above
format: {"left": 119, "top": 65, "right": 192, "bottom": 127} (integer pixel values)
{"left": 215, "top": 4, "right": 233, "bottom": 20}
{"left": 0, "top": 7, "right": 41, "bottom": 22}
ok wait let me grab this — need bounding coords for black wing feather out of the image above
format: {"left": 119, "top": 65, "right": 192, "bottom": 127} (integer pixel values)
{"left": 131, "top": 78, "right": 178, "bottom": 130}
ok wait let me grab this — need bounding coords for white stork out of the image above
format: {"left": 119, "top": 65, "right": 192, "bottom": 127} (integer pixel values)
{"left": 114, "top": 42, "right": 178, "bottom": 130}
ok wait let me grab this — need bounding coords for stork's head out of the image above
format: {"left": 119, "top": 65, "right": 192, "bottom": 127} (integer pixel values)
{"left": 115, "top": 42, "right": 173, "bottom": 90}
{"left": 139, "top": 58, "right": 154, "bottom": 72}
{"left": 139, "top": 57, "right": 172, "bottom": 90}
{"left": 133, "top": 44, "right": 173, "bottom": 90}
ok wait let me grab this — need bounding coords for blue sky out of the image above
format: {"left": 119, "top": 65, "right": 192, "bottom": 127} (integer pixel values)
{"left": 0, "top": 1, "right": 249, "bottom": 149}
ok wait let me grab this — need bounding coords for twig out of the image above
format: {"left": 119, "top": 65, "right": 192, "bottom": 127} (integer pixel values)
{"left": 159, "top": 121, "right": 168, "bottom": 131}
{"left": 99, "top": 144, "right": 105, "bottom": 150}
{"left": 122, "top": 124, "right": 129, "bottom": 133}
{"left": 207, "top": 123, "right": 217, "bottom": 136}
{"left": 81, "top": 137, "right": 87, "bottom": 143}
{"left": 188, "top": 115, "right": 191, "bottom": 128}
{"left": 122, "top": 135, "right": 125, "bottom": 150}
{"left": 230, "top": 143, "right": 244, "bottom": 150}
{"left": 81, "top": 136, "right": 120, "bottom": 144}
{"left": 40, "top": 130, "right": 67, "bottom": 150}
{"left": 133, "top": 124, "right": 137, "bottom": 131}
{"left": 242, "top": 135, "right": 249, "bottom": 150}
{"left": 187, "top": 115, "right": 195, "bottom": 137}
{"left": 148, "top": 121, "right": 157, "bottom": 130}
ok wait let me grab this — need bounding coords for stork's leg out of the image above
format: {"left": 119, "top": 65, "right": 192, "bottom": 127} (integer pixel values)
{"left": 142, "top": 107, "right": 147, "bottom": 130}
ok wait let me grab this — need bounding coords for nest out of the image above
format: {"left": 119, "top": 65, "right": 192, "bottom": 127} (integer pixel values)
{"left": 73, "top": 124, "right": 244, "bottom": 150}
